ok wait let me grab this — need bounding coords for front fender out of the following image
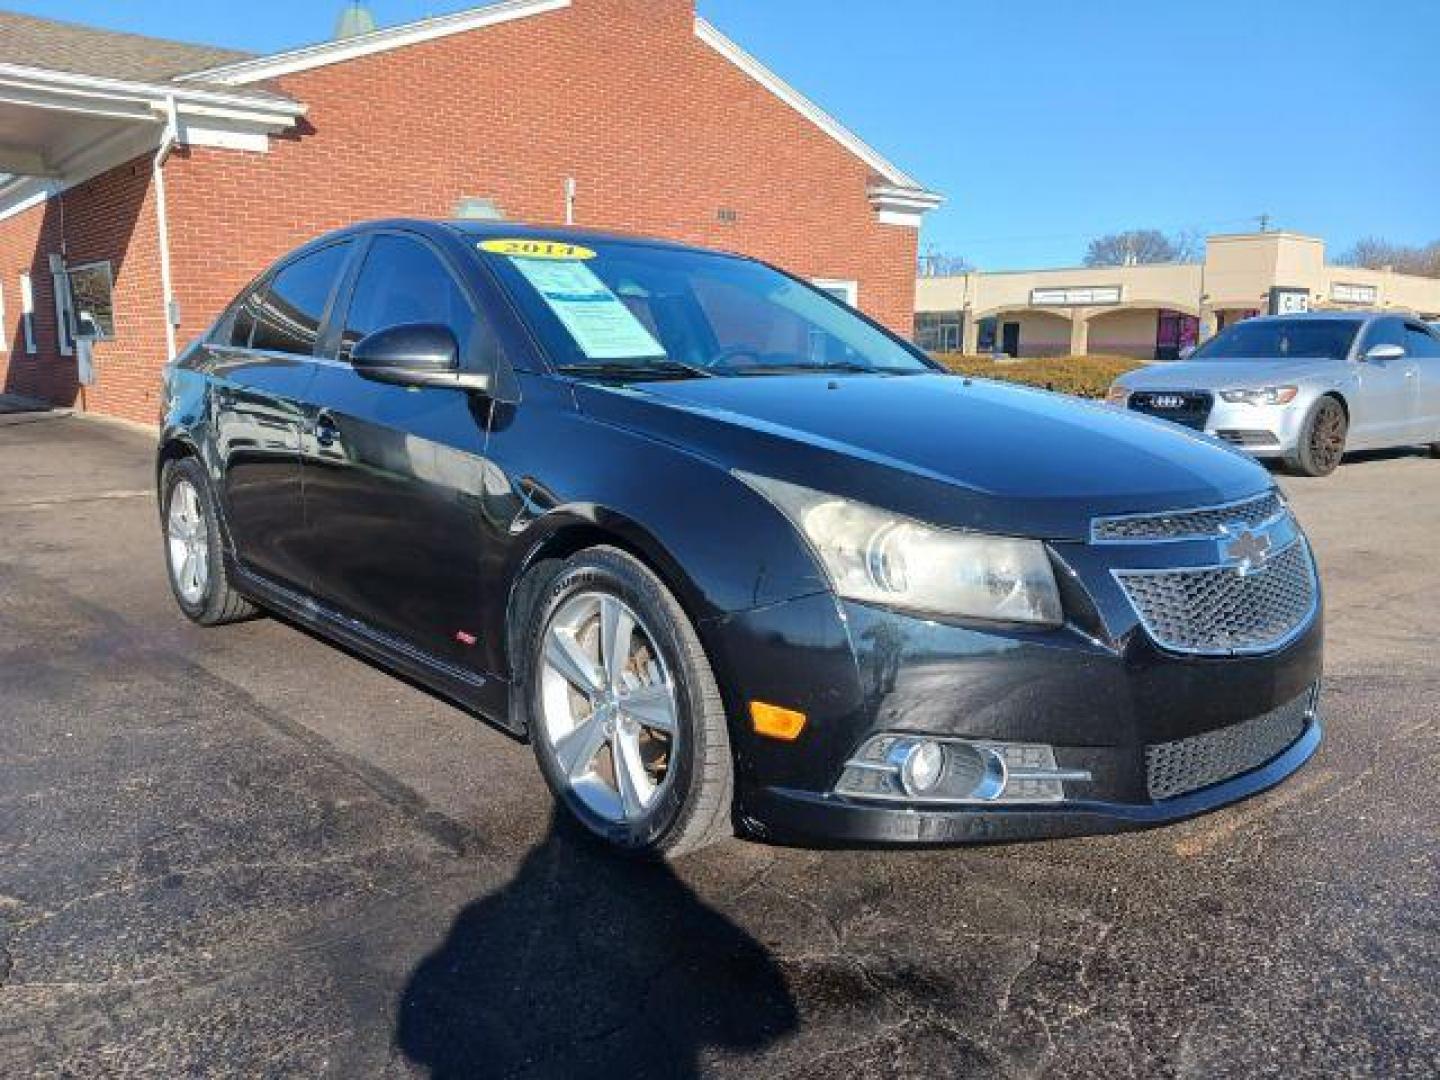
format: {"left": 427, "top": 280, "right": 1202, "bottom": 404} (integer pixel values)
{"left": 477, "top": 381, "right": 833, "bottom": 683}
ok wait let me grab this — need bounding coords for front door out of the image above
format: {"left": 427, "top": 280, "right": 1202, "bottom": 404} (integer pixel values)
{"left": 212, "top": 241, "right": 351, "bottom": 589}
{"left": 1155, "top": 310, "right": 1199, "bottom": 362}
{"left": 1351, "top": 318, "right": 1418, "bottom": 447}
{"left": 300, "top": 231, "right": 494, "bottom": 670}
{"left": 1403, "top": 322, "right": 1440, "bottom": 441}
{"left": 1000, "top": 321, "right": 1020, "bottom": 357}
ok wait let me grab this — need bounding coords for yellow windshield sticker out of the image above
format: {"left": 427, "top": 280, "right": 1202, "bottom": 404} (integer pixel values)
{"left": 479, "top": 239, "right": 596, "bottom": 260}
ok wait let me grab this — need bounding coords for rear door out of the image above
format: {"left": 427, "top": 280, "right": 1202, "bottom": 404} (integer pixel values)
{"left": 1403, "top": 322, "right": 1440, "bottom": 442}
{"left": 300, "top": 230, "right": 495, "bottom": 669}
{"left": 1351, "top": 317, "right": 1418, "bottom": 448}
{"left": 212, "top": 240, "right": 352, "bottom": 588}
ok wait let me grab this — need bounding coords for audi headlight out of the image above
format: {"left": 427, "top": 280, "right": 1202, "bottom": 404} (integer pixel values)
{"left": 737, "top": 474, "right": 1063, "bottom": 626}
{"left": 1105, "top": 383, "right": 1130, "bottom": 407}
{"left": 1219, "top": 385, "right": 1298, "bottom": 406}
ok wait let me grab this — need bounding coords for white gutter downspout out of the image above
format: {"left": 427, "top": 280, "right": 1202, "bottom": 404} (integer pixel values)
{"left": 153, "top": 95, "right": 180, "bottom": 360}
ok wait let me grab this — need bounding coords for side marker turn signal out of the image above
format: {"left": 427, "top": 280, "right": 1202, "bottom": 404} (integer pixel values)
{"left": 750, "top": 701, "right": 807, "bottom": 741}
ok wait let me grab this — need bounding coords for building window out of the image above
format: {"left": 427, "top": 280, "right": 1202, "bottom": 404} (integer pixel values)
{"left": 810, "top": 278, "right": 859, "bottom": 307}
{"left": 19, "top": 272, "right": 36, "bottom": 354}
{"left": 67, "top": 261, "right": 117, "bottom": 341}
{"left": 914, "top": 310, "right": 963, "bottom": 353}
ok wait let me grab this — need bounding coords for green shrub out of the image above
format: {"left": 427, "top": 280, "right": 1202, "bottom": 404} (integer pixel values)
{"left": 932, "top": 354, "right": 1145, "bottom": 398}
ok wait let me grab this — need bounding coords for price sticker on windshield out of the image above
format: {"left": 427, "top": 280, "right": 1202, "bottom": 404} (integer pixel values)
{"left": 479, "top": 239, "right": 596, "bottom": 261}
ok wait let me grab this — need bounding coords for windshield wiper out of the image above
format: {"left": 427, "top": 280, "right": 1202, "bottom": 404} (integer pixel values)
{"left": 558, "top": 359, "right": 716, "bottom": 381}
{"left": 730, "top": 361, "right": 913, "bottom": 376}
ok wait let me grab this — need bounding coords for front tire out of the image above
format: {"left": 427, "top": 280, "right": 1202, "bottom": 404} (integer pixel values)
{"left": 160, "top": 457, "right": 257, "bottom": 626}
{"left": 521, "top": 547, "right": 733, "bottom": 858}
{"left": 1287, "top": 396, "right": 1348, "bottom": 477}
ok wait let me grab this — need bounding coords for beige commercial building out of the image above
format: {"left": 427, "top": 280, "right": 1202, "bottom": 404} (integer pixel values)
{"left": 915, "top": 231, "right": 1440, "bottom": 360}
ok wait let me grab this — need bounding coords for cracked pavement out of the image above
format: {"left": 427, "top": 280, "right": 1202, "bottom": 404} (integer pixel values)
{"left": 0, "top": 412, "right": 1436, "bottom": 1077}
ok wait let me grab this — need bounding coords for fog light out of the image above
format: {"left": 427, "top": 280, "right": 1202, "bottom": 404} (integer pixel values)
{"left": 897, "top": 740, "right": 945, "bottom": 796}
{"left": 944, "top": 742, "right": 1008, "bottom": 801}
{"left": 835, "top": 734, "right": 1092, "bottom": 805}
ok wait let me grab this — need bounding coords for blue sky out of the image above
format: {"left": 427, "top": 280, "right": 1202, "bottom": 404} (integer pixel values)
{"left": 16, "top": 0, "right": 1440, "bottom": 269}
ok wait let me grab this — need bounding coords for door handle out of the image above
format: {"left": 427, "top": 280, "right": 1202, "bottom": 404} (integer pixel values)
{"left": 314, "top": 412, "right": 340, "bottom": 448}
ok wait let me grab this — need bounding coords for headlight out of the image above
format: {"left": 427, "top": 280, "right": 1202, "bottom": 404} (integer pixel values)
{"left": 1219, "top": 385, "right": 1298, "bottom": 405}
{"left": 1105, "top": 384, "right": 1130, "bottom": 406}
{"left": 736, "top": 474, "right": 1063, "bottom": 626}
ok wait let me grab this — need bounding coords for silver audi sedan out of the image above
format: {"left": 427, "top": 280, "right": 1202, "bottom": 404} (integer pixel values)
{"left": 1108, "top": 312, "right": 1440, "bottom": 475}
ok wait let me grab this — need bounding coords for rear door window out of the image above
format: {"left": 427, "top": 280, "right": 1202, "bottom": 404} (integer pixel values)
{"left": 251, "top": 242, "right": 351, "bottom": 356}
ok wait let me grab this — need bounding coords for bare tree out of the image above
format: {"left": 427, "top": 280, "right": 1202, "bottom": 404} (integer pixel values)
{"left": 1337, "top": 237, "right": 1440, "bottom": 278}
{"left": 1084, "top": 229, "right": 1193, "bottom": 267}
{"left": 917, "top": 251, "right": 974, "bottom": 277}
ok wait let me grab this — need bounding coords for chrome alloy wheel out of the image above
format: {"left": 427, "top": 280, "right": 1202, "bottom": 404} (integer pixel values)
{"left": 538, "top": 591, "right": 680, "bottom": 825}
{"left": 166, "top": 479, "right": 210, "bottom": 604}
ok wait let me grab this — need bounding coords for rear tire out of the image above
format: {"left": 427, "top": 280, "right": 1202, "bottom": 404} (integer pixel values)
{"left": 520, "top": 547, "right": 733, "bottom": 859}
{"left": 1286, "top": 396, "right": 1347, "bottom": 477}
{"left": 160, "top": 457, "right": 258, "bottom": 626}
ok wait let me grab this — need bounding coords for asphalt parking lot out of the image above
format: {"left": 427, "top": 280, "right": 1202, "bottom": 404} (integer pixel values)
{"left": 1, "top": 410, "right": 1436, "bottom": 1078}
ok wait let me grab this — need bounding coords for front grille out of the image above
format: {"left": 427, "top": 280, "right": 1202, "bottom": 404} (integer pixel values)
{"left": 1115, "top": 539, "right": 1317, "bottom": 655}
{"left": 1093, "top": 490, "right": 1285, "bottom": 542}
{"left": 1128, "top": 390, "right": 1213, "bottom": 430}
{"left": 1146, "top": 686, "right": 1316, "bottom": 800}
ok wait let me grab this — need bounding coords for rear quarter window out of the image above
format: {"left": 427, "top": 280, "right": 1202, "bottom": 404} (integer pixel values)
{"left": 250, "top": 242, "right": 351, "bottom": 356}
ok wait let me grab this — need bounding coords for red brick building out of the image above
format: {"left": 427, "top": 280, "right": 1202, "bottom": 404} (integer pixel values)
{"left": 0, "top": 1, "right": 940, "bottom": 424}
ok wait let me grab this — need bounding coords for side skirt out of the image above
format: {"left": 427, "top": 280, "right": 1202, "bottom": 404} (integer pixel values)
{"left": 230, "top": 558, "right": 522, "bottom": 738}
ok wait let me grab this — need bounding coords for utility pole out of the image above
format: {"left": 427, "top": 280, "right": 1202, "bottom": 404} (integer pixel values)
{"left": 1257, "top": 213, "right": 1271, "bottom": 233}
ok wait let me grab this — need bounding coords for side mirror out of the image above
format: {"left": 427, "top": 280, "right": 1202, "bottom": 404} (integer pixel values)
{"left": 350, "top": 322, "right": 491, "bottom": 392}
{"left": 1178, "top": 344, "right": 1197, "bottom": 360}
{"left": 1361, "top": 343, "right": 1405, "bottom": 363}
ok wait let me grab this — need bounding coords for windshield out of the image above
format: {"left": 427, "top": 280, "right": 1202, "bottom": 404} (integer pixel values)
{"left": 480, "top": 237, "right": 934, "bottom": 378}
{"left": 1190, "top": 319, "right": 1360, "bottom": 362}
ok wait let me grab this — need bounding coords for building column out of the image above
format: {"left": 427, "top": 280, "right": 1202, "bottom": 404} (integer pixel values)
{"left": 962, "top": 309, "right": 980, "bottom": 355}
{"left": 1069, "top": 311, "right": 1089, "bottom": 357}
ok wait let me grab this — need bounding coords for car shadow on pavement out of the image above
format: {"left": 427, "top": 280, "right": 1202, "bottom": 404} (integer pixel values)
{"left": 395, "top": 815, "right": 798, "bottom": 1079}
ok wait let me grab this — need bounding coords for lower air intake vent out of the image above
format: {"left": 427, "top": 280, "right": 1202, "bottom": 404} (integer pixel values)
{"left": 1146, "top": 687, "right": 1315, "bottom": 800}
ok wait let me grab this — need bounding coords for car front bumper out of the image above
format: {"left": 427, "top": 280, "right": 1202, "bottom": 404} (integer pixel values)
{"left": 702, "top": 581, "right": 1324, "bottom": 848}
{"left": 1202, "top": 398, "right": 1307, "bottom": 458}
{"left": 743, "top": 718, "right": 1321, "bottom": 845}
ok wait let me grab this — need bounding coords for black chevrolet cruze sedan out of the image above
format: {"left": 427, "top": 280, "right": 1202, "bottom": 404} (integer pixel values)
{"left": 158, "top": 220, "right": 1323, "bottom": 856}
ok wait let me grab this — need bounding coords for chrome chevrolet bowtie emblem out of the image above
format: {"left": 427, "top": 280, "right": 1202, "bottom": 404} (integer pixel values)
{"left": 1220, "top": 522, "right": 1272, "bottom": 576}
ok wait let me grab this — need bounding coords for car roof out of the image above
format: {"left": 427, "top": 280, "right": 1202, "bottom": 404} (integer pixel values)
{"left": 287, "top": 218, "right": 741, "bottom": 266}
{"left": 1243, "top": 311, "right": 1374, "bottom": 323}
{"left": 442, "top": 219, "right": 707, "bottom": 254}
{"left": 1232, "top": 311, "right": 1440, "bottom": 328}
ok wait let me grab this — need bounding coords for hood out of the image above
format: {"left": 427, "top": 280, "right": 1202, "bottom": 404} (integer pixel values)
{"left": 575, "top": 373, "right": 1272, "bottom": 540}
{"left": 1120, "top": 358, "right": 1335, "bottom": 390}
